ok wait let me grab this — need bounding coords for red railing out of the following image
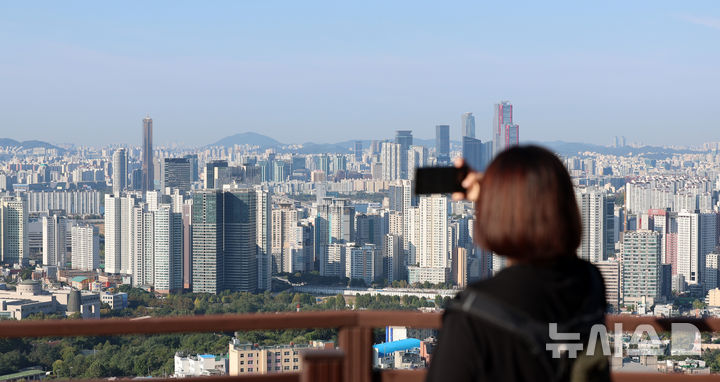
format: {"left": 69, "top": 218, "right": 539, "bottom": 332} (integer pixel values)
{"left": 2, "top": 312, "right": 720, "bottom": 381}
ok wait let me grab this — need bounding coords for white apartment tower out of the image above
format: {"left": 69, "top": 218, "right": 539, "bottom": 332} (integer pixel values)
{"left": 71, "top": 224, "right": 98, "bottom": 271}
{"left": 256, "top": 187, "right": 272, "bottom": 292}
{"left": 1, "top": 196, "right": 28, "bottom": 265}
{"left": 42, "top": 213, "right": 67, "bottom": 268}
{"left": 677, "top": 211, "right": 717, "bottom": 287}
{"left": 576, "top": 189, "right": 614, "bottom": 263}
{"left": 153, "top": 204, "right": 183, "bottom": 293}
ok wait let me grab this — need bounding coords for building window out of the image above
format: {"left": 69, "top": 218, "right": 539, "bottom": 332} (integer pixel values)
{"left": 284, "top": 366, "right": 290, "bottom": 370}
{"left": 248, "top": 360, "right": 253, "bottom": 365}
{"left": 293, "top": 366, "right": 299, "bottom": 370}
{"left": 248, "top": 368, "right": 253, "bottom": 372}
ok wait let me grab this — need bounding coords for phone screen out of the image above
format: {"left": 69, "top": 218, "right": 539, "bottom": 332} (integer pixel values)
{"left": 414, "top": 167, "right": 468, "bottom": 195}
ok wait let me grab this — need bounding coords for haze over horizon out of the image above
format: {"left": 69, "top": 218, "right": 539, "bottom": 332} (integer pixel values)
{"left": 1, "top": 1, "right": 719, "bottom": 146}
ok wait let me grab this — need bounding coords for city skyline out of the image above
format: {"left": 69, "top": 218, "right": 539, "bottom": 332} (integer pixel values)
{"left": 1, "top": 2, "right": 719, "bottom": 146}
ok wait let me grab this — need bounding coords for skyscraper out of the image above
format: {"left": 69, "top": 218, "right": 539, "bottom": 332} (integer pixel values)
{"left": 315, "top": 198, "right": 355, "bottom": 269}
{"left": 462, "top": 136, "right": 484, "bottom": 171}
{"left": 153, "top": 204, "right": 184, "bottom": 293}
{"left": 192, "top": 190, "right": 224, "bottom": 294}
{"left": 71, "top": 224, "right": 98, "bottom": 271}
{"left": 272, "top": 203, "right": 299, "bottom": 273}
{"left": 104, "top": 194, "right": 135, "bottom": 274}
{"left": 204, "top": 160, "right": 228, "bottom": 189}
{"left": 407, "top": 195, "right": 449, "bottom": 284}
{"left": 394, "top": 130, "right": 413, "bottom": 179}
{"left": 492, "top": 101, "right": 519, "bottom": 156}
{"left": 380, "top": 142, "right": 402, "bottom": 181}
{"left": 142, "top": 116, "right": 154, "bottom": 191}
{"left": 576, "top": 188, "right": 615, "bottom": 263}
{"left": 160, "top": 158, "right": 192, "bottom": 193}
{"left": 112, "top": 148, "right": 128, "bottom": 196}
{"left": 677, "top": 211, "right": 717, "bottom": 287}
{"left": 435, "top": 125, "right": 450, "bottom": 164}
{"left": 192, "top": 189, "right": 260, "bottom": 294}
{"left": 42, "top": 212, "right": 67, "bottom": 268}
{"left": 1, "top": 196, "right": 29, "bottom": 265}
{"left": 354, "top": 141, "right": 363, "bottom": 162}
{"left": 461, "top": 112, "right": 475, "bottom": 138}
{"left": 256, "top": 187, "right": 272, "bottom": 292}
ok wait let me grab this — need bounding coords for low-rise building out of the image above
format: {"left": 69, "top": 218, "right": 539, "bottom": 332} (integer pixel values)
{"left": 100, "top": 292, "right": 128, "bottom": 310}
{"left": 174, "top": 353, "right": 228, "bottom": 377}
{"left": 228, "top": 339, "right": 333, "bottom": 376}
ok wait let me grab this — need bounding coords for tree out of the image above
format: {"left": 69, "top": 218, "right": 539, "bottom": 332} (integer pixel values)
{"left": 693, "top": 299, "right": 707, "bottom": 310}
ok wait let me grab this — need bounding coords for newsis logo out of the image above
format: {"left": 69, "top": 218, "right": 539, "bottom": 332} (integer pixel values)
{"left": 546, "top": 323, "right": 702, "bottom": 358}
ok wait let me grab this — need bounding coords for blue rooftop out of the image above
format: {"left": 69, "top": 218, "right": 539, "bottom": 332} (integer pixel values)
{"left": 373, "top": 338, "right": 421, "bottom": 357}
{"left": 198, "top": 354, "right": 214, "bottom": 358}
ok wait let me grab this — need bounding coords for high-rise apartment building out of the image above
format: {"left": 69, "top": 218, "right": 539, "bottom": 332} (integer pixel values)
{"left": 383, "top": 234, "right": 403, "bottom": 282}
{"left": 42, "top": 212, "right": 66, "bottom": 268}
{"left": 71, "top": 224, "right": 98, "bottom": 271}
{"left": 272, "top": 203, "right": 299, "bottom": 274}
{"left": 435, "top": 125, "right": 450, "bottom": 164}
{"left": 1, "top": 196, "right": 29, "bottom": 265}
{"left": 112, "top": 148, "right": 128, "bottom": 196}
{"left": 622, "top": 230, "right": 662, "bottom": 305}
{"left": 315, "top": 198, "right": 355, "bottom": 273}
{"left": 576, "top": 189, "right": 615, "bottom": 263}
{"left": 104, "top": 194, "right": 135, "bottom": 274}
{"left": 160, "top": 158, "right": 192, "bottom": 193}
{"left": 461, "top": 112, "right": 475, "bottom": 138}
{"left": 256, "top": 187, "right": 272, "bottom": 292}
{"left": 142, "top": 116, "right": 154, "bottom": 191}
{"left": 407, "top": 195, "right": 449, "bottom": 283}
{"left": 380, "top": 142, "right": 402, "bottom": 181}
{"left": 677, "top": 211, "right": 717, "bottom": 287}
{"left": 346, "top": 244, "right": 376, "bottom": 285}
{"left": 153, "top": 204, "right": 184, "bottom": 293}
{"left": 407, "top": 145, "right": 428, "bottom": 182}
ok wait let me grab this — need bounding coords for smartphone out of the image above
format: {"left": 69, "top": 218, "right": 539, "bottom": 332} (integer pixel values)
{"left": 414, "top": 166, "right": 469, "bottom": 195}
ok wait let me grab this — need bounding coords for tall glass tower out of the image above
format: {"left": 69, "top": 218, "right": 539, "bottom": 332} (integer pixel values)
{"left": 435, "top": 125, "right": 450, "bottom": 164}
{"left": 461, "top": 112, "right": 475, "bottom": 138}
{"left": 142, "top": 116, "right": 154, "bottom": 191}
{"left": 394, "top": 130, "right": 413, "bottom": 179}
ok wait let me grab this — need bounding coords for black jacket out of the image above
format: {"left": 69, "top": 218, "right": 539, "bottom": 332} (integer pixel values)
{"left": 426, "top": 256, "right": 609, "bottom": 382}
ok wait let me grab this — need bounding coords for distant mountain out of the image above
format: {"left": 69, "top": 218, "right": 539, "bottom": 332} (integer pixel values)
{"left": 211, "top": 132, "right": 282, "bottom": 149}
{"left": 208, "top": 132, "right": 699, "bottom": 158}
{"left": 536, "top": 141, "right": 696, "bottom": 157}
{"left": 0, "top": 138, "right": 62, "bottom": 151}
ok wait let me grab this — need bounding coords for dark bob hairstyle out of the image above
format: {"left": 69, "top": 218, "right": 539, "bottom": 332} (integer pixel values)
{"left": 475, "top": 145, "right": 581, "bottom": 261}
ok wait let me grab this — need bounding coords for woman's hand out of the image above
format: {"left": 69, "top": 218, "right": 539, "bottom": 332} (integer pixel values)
{"left": 451, "top": 158, "right": 482, "bottom": 203}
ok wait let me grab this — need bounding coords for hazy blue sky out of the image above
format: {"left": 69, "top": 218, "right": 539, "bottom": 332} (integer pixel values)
{"left": 1, "top": 1, "right": 719, "bottom": 147}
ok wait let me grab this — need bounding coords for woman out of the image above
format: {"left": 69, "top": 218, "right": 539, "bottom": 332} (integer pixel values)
{"left": 426, "top": 145, "right": 609, "bottom": 382}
